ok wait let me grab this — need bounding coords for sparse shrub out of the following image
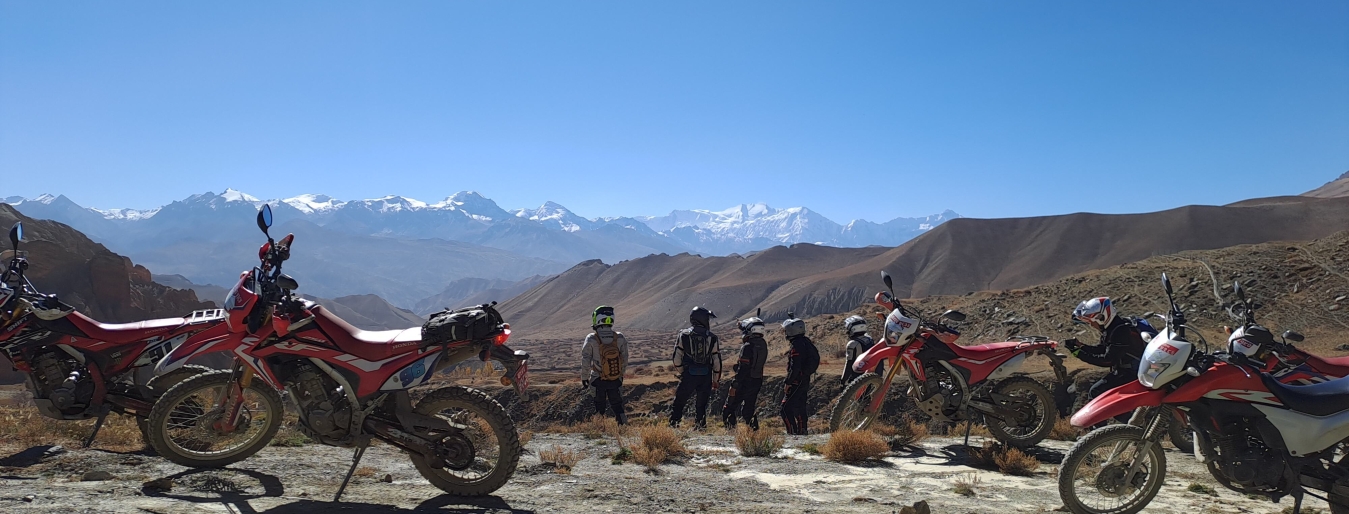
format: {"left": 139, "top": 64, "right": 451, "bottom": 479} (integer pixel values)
{"left": 637, "top": 425, "right": 686, "bottom": 458}
{"left": 610, "top": 447, "right": 632, "bottom": 465}
{"left": 821, "top": 430, "right": 890, "bottom": 464}
{"left": 271, "top": 424, "right": 310, "bottom": 447}
{"left": 799, "top": 443, "right": 822, "bottom": 455}
{"left": 539, "top": 444, "right": 582, "bottom": 474}
{"left": 518, "top": 430, "right": 534, "bottom": 449}
{"left": 968, "top": 441, "right": 1002, "bottom": 469}
{"left": 993, "top": 446, "right": 1040, "bottom": 476}
{"left": 0, "top": 406, "right": 142, "bottom": 451}
{"left": 734, "top": 426, "right": 784, "bottom": 457}
{"left": 947, "top": 421, "right": 991, "bottom": 437}
{"left": 874, "top": 420, "right": 929, "bottom": 449}
{"left": 1187, "top": 483, "right": 1217, "bottom": 496}
{"left": 953, "top": 472, "right": 981, "bottom": 496}
{"left": 353, "top": 466, "right": 377, "bottom": 478}
{"left": 1049, "top": 418, "right": 1080, "bottom": 442}
{"left": 632, "top": 446, "right": 667, "bottom": 471}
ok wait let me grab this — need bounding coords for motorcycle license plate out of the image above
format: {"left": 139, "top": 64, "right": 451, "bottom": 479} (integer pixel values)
{"left": 512, "top": 360, "right": 529, "bottom": 394}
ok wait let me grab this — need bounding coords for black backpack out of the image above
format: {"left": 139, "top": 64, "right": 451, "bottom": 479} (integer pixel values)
{"left": 678, "top": 328, "right": 717, "bottom": 374}
{"left": 422, "top": 303, "right": 504, "bottom": 346}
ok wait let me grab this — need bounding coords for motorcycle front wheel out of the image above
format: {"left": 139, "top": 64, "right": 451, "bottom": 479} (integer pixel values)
{"left": 829, "top": 373, "right": 886, "bottom": 432}
{"left": 409, "top": 386, "right": 521, "bottom": 496}
{"left": 1058, "top": 424, "right": 1166, "bottom": 514}
{"left": 146, "top": 370, "right": 283, "bottom": 468}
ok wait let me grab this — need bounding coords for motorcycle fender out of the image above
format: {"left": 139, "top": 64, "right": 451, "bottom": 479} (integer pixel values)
{"left": 985, "top": 352, "right": 1026, "bottom": 382}
{"left": 1070, "top": 380, "right": 1164, "bottom": 428}
{"left": 152, "top": 329, "right": 237, "bottom": 375}
{"left": 853, "top": 343, "right": 899, "bottom": 373}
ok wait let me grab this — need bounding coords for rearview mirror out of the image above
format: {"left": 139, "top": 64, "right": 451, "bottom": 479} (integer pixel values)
{"left": 942, "top": 310, "right": 966, "bottom": 322}
{"left": 1283, "top": 330, "right": 1305, "bottom": 342}
{"left": 8, "top": 222, "right": 21, "bottom": 251}
{"left": 1162, "top": 273, "right": 1173, "bottom": 296}
{"left": 276, "top": 274, "right": 299, "bottom": 291}
{"left": 256, "top": 204, "right": 273, "bottom": 236}
{"left": 1233, "top": 281, "right": 1247, "bottom": 302}
{"left": 881, "top": 270, "right": 893, "bottom": 290}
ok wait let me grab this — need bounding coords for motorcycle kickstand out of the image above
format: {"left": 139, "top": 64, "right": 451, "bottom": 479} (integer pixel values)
{"left": 962, "top": 420, "right": 973, "bottom": 447}
{"left": 1289, "top": 488, "right": 1305, "bottom": 514}
{"left": 82, "top": 405, "right": 112, "bottom": 448}
{"left": 334, "top": 436, "right": 371, "bottom": 502}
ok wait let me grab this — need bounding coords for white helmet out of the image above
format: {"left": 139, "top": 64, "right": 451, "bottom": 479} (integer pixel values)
{"left": 738, "top": 317, "right": 766, "bottom": 337}
{"left": 843, "top": 315, "right": 868, "bottom": 336}
{"left": 1072, "top": 297, "right": 1116, "bottom": 331}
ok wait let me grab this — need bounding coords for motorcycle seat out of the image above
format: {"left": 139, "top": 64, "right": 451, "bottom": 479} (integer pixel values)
{"left": 950, "top": 341, "right": 1025, "bottom": 360}
{"left": 65, "top": 311, "right": 186, "bottom": 344}
{"left": 1306, "top": 354, "right": 1349, "bottom": 377}
{"left": 1260, "top": 373, "right": 1349, "bottom": 417}
{"left": 311, "top": 305, "right": 421, "bottom": 362}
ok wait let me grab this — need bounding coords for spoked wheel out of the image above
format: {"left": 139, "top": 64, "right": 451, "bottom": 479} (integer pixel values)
{"left": 138, "top": 364, "right": 215, "bottom": 452}
{"left": 830, "top": 373, "right": 886, "bottom": 432}
{"left": 146, "top": 370, "right": 283, "bottom": 468}
{"left": 409, "top": 386, "right": 520, "bottom": 496}
{"left": 1058, "top": 425, "right": 1166, "bottom": 514}
{"left": 985, "top": 376, "right": 1056, "bottom": 448}
{"left": 1166, "top": 410, "right": 1194, "bottom": 454}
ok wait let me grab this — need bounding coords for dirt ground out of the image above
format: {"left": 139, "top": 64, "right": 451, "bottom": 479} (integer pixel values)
{"left": 0, "top": 430, "right": 1320, "bottom": 514}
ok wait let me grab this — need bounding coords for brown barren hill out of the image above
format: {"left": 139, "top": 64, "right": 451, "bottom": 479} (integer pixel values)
{"left": 1305, "top": 170, "right": 1349, "bottom": 198}
{"left": 502, "top": 195, "right": 1349, "bottom": 338}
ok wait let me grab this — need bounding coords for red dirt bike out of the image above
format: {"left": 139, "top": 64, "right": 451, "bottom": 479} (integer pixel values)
{"left": 0, "top": 222, "right": 235, "bottom": 448}
{"left": 146, "top": 204, "right": 529, "bottom": 500}
{"left": 1059, "top": 274, "right": 1349, "bottom": 514}
{"left": 830, "top": 270, "right": 1070, "bottom": 448}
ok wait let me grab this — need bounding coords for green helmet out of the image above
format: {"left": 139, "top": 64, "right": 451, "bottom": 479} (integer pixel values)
{"left": 592, "top": 305, "right": 615, "bottom": 328}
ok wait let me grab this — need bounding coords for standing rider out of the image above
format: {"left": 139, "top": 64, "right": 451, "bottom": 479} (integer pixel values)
{"left": 581, "top": 305, "right": 629, "bottom": 425}
{"left": 669, "top": 306, "right": 722, "bottom": 429}
{"left": 841, "top": 315, "right": 879, "bottom": 385}
{"left": 722, "top": 316, "right": 768, "bottom": 430}
{"left": 780, "top": 315, "right": 819, "bottom": 436}
{"left": 1063, "top": 297, "right": 1151, "bottom": 401}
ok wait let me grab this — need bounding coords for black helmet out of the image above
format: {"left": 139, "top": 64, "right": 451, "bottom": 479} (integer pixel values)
{"left": 690, "top": 306, "right": 716, "bottom": 328}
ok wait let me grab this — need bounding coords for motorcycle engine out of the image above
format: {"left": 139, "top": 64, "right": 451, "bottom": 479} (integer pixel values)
{"left": 915, "top": 367, "right": 963, "bottom": 421}
{"left": 285, "top": 362, "right": 353, "bottom": 443}
{"left": 1210, "top": 417, "right": 1287, "bottom": 490}
{"left": 27, "top": 349, "right": 94, "bottom": 416}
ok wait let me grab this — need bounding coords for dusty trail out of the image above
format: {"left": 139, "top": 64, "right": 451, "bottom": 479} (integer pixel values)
{"left": 0, "top": 432, "right": 1317, "bottom": 513}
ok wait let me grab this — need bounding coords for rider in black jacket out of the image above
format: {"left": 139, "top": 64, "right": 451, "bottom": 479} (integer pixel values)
{"left": 1063, "top": 297, "right": 1150, "bottom": 400}
{"left": 779, "top": 316, "right": 819, "bottom": 436}
{"left": 722, "top": 316, "right": 768, "bottom": 430}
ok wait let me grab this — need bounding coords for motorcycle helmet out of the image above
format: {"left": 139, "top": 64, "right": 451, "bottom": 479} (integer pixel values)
{"left": 781, "top": 317, "right": 806, "bottom": 338}
{"left": 1072, "top": 297, "right": 1116, "bottom": 331}
{"left": 843, "top": 315, "right": 868, "bottom": 336}
{"left": 1228, "top": 324, "right": 1275, "bottom": 359}
{"left": 738, "top": 317, "right": 766, "bottom": 337}
{"left": 592, "top": 305, "right": 615, "bottom": 328}
{"left": 690, "top": 306, "right": 716, "bottom": 328}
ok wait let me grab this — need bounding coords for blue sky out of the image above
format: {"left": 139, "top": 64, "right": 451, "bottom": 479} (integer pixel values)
{"left": 1, "top": 1, "right": 1345, "bottom": 222}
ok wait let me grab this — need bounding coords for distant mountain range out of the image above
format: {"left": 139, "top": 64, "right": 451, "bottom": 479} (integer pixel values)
{"left": 3, "top": 190, "right": 956, "bottom": 308}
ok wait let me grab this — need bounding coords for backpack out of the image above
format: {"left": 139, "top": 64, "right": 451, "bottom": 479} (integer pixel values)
{"left": 793, "top": 336, "right": 820, "bottom": 376}
{"left": 1127, "top": 316, "right": 1159, "bottom": 338}
{"left": 596, "top": 334, "right": 624, "bottom": 381}
{"left": 679, "top": 329, "right": 717, "bottom": 375}
{"left": 423, "top": 304, "right": 504, "bottom": 346}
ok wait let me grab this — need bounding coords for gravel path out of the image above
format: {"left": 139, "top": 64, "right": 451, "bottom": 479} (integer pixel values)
{"left": 0, "top": 433, "right": 1322, "bottom": 513}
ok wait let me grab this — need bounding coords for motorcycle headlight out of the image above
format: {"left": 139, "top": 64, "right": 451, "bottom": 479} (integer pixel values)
{"left": 1140, "top": 362, "right": 1171, "bottom": 387}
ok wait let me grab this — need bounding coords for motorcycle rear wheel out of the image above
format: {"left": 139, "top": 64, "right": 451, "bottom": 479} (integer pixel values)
{"left": 1058, "top": 424, "right": 1166, "bottom": 514}
{"left": 829, "top": 373, "right": 885, "bottom": 432}
{"left": 409, "top": 386, "right": 520, "bottom": 496}
{"left": 146, "top": 370, "right": 283, "bottom": 468}
{"left": 985, "top": 376, "right": 1056, "bottom": 448}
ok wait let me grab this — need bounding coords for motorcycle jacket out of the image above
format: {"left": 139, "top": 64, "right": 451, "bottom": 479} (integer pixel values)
{"left": 1074, "top": 316, "right": 1147, "bottom": 372}
{"left": 785, "top": 334, "right": 820, "bottom": 385}
{"left": 672, "top": 326, "right": 722, "bottom": 377}
{"left": 733, "top": 334, "right": 768, "bottom": 381}
{"left": 582, "top": 328, "right": 629, "bottom": 382}
{"left": 842, "top": 334, "right": 877, "bottom": 382}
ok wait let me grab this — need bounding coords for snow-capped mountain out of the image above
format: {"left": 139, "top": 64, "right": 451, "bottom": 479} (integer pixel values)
{"left": 511, "top": 202, "right": 597, "bottom": 232}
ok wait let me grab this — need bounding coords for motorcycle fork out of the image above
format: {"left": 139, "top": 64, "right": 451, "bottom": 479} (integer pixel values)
{"left": 1119, "top": 405, "right": 1169, "bottom": 487}
{"left": 213, "top": 363, "right": 254, "bottom": 433}
{"left": 869, "top": 357, "right": 904, "bottom": 412}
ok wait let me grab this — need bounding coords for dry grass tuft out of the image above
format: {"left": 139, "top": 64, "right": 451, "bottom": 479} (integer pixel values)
{"left": 545, "top": 415, "right": 624, "bottom": 439}
{"left": 945, "top": 421, "right": 991, "bottom": 438}
{"left": 993, "top": 446, "right": 1041, "bottom": 476}
{"left": 539, "top": 444, "right": 582, "bottom": 474}
{"left": 874, "top": 420, "right": 929, "bottom": 450}
{"left": 631, "top": 446, "right": 667, "bottom": 471}
{"left": 953, "top": 472, "right": 981, "bottom": 496}
{"left": 0, "top": 406, "right": 143, "bottom": 451}
{"left": 734, "top": 426, "right": 784, "bottom": 457}
{"left": 518, "top": 430, "right": 534, "bottom": 449}
{"left": 821, "top": 430, "right": 890, "bottom": 464}
{"left": 967, "top": 441, "right": 1002, "bottom": 469}
{"left": 353, "top": 466, "right": 378, "bottom": 478}
{"left": 1048, "top": 418, "right": 1081, "bottom": 442}
{"left": 636, "top": 425, "right": 686, "bottom": 459}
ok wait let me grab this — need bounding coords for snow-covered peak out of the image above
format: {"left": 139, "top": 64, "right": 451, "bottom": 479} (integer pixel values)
{"left": 357, "top": 195, "right": 427, "bottom": 212}
{"left": 32, "top": 194, "right": 58, "bottom": 204}
{"left": 282, "top": 194, "right": 343, "bottom": 214}
{"left": 220, "top": 189, "right": 260, "bottom": 203}
{"left": 93, "top": 207, "right": 161, "bottom": 221}
{"left": 441, "top": 191, "right": 508, "bottom": 221}
{"left": 512, "top": 201, "right": 592, "bottom": 232}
